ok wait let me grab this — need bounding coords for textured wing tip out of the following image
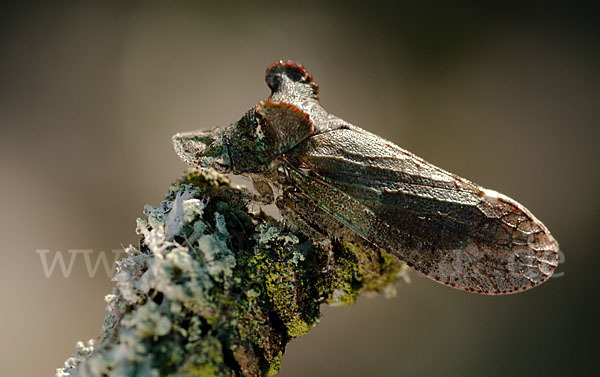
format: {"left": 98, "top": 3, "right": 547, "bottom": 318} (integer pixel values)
{"left": 412, "top": 230, "right": 560, "bottom": 295}
{"left": 265, "top": 60, "right": 319, "bottom": 98}
{"left": 429, "top": 247, "right": 560, "bottom": 296}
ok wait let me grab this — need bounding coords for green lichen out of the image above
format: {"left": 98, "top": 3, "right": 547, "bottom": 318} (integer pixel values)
{"left": 57, "top": 168, "right": 407, "bottom": 377}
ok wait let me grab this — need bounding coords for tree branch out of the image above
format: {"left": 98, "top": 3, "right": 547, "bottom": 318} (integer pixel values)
{"left": 57, "top": 169, "right": 406, "bottom": 377}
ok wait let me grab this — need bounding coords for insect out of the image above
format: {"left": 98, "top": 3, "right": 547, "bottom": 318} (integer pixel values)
{"left": 173, "top": 61, "right": 559, "bottom": 294}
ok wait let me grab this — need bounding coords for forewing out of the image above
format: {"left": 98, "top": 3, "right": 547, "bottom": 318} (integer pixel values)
{"left": 286, "top": 127, "right": 559, "bottom": 294}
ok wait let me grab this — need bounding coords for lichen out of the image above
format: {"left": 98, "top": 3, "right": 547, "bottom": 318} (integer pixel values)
{"left": 57, "top": 168, "right": 407, "bottom": 377}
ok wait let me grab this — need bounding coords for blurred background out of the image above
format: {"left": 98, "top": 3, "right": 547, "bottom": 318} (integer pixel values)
{"left": 1, "top": 1, "right": 598, "bottom": 376}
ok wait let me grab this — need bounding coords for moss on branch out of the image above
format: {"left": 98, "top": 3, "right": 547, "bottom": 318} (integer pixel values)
{"left": 57, "top": 169, "right": 406, "bottom": 377}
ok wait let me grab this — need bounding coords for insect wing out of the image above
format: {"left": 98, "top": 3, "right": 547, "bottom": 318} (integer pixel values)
{"left": 287, "top": 127, "right": 559, "bottom": 294}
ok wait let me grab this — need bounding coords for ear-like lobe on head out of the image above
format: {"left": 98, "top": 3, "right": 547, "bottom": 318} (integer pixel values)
{"left": 265, "top": 61, "right": 319, "bottom": 102}
{"left": 255, "top": 101, "right": 315, "bottom": 154}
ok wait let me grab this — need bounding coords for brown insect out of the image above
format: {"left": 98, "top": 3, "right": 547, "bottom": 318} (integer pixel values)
{"left": 173, "top": 61, "right": 560, "bottom": 294}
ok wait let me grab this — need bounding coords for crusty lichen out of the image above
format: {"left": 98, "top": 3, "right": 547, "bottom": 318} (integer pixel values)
{"left": 57, "top": 169, "right": 407, "bottom": 377}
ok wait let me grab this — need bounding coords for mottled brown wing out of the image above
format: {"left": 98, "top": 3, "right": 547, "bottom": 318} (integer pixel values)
{"left": 286, "top": 127, "right": 559, "bottom": 294}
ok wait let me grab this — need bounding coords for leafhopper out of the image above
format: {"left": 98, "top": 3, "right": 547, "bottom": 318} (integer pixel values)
{"left": 173, "top": 61, "right": 559, "bottom": 294}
